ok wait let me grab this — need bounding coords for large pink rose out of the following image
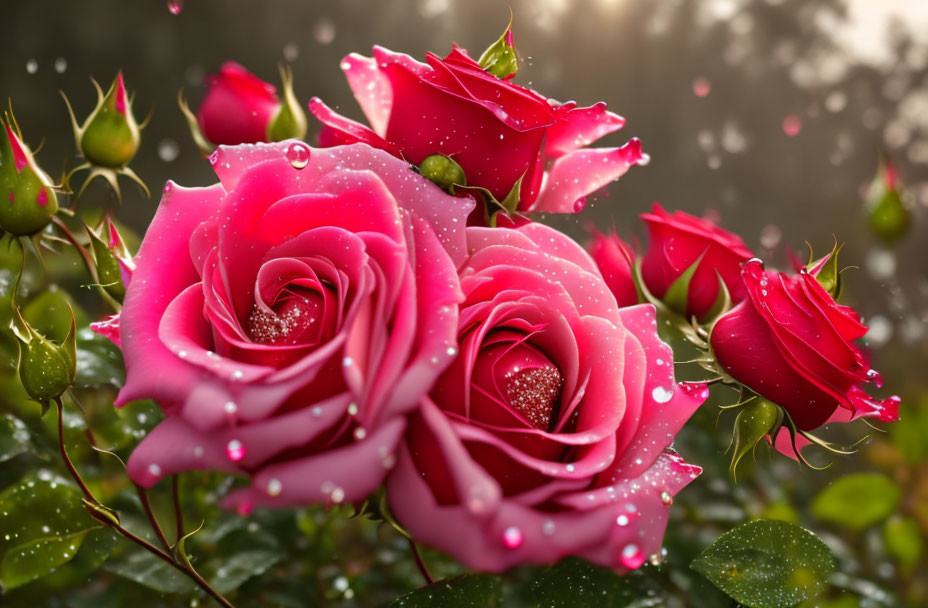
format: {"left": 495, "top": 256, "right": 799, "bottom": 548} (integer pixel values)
{"left": 117, "top": 141, "right": 473, "bottom": 510}
{"left": 386, "top": 222, "right": 706, "bottom": 572}
{"left": 309, "top": 45, "right": 643, "bottom": 214}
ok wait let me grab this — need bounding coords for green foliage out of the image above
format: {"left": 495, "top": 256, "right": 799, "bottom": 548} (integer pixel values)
{"left": 530, "top": 558, "right": 664, "bottom": 607}
{"left": 811, "top": 474, "right": 901, "bottom": 531}
{"left": 883, "top": 517, "right": 923, "bottom": 575}
{"left": 390, "top": 574, "right": 502, "bottom": 607}
{"left": 691, "top": 519, "right": 836, "bottom": 608}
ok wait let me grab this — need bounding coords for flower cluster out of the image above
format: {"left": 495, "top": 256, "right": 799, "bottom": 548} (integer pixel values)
{"left": 98, "top": 25, "right": 899, "bottom": 575}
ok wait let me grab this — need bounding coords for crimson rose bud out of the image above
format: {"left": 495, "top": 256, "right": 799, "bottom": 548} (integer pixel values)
{"left": 640, "top": 203, "right": 753, "bottom": 320}
{"left": 0, "top": 109, "right": 58, "bottom": 236}
{"left": 190, "top": 62, "right": 306, "bottom": 148}
{"left": 588, "top": 228, "right": 639, "bottom": 308}
{"left": 710, "top": 259, "right": 900, "bottom": 432}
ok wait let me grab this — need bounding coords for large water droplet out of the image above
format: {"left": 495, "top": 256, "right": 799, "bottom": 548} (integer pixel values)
{"left": 502, "top": 526, "right": 523, "bottom": 549}
{"left": 286, "top": 142, "right": 311, "bottom": 169}
{"left": 267, "top": 478, "right": 282, "bottom": 496}
{"left": 651, "top": 385, "right": 674, "bottom": 404}
{"left": 620, "top": 544, "right": 645, "bottom": 569}
{"left": 226, "top": 439, "right": 245, "bottom": 462}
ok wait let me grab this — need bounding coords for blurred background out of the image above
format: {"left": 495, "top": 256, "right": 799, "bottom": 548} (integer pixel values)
{"left": 1, "top": 0, "right": 927, "bottom": 606}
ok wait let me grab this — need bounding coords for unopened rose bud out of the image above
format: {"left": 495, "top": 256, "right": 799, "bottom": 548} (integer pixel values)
{"left": 866, "top": 157, "right": 910, "bottom": 243}
{"left": 11, "top": 305, "right": 77, "bottom": 405}
{"left": 728, "top": 398, "right": 783, "bottom": 481}
{"left": 478, "top": 15, "right": 519, "bottom": 79}
{"left": 805, "top": 242, "right": 844, "bottom": 299}
{"left": 0, "top": 108, "right": 59, "bottom": 236}
{"left": 179, "top": 62, "right": 307, "bottom": 155}
{"left": 419, "top": 154, "right": 466, "bottom": 193}
{"left": 86, "top": 215, "right": 135, "bottom": 303}
{"left": 65, "top": 72, "right": 141, "bottom": 169}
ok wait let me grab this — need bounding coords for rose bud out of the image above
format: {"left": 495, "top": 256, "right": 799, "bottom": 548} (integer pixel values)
{"left": 62, "top": 72, "right": 149, "bottom": 200}
{"left": 116, "top": 140, "right": 472, "bottom": 511}
{"left": 709, "top": 257, "right": 900, "bottom": 447}
{"left": 85, "top": 215, "right": 135, "bottom": 304}
{"left": 0, "top": 108, "right": 59, "bottom": 236}
{"left": 640, "top": 203, "right": 753, "bottom": 321}
{"left": 866, "top": 156, "right": 910, "bottom": 243}
{"left": 309, "top": 22, "right": 643, "bottom": 219}
{"left": 386, "top": 221, "right": 706, "bottom": 572}
{"left": 588, "top": 228, "right": 639, "bottom": 308}
{"left": 10, "top": 304, "right": 76, "bottom": 407}
{"left": 179, "top": 63, "right": 307, "bottom": 154}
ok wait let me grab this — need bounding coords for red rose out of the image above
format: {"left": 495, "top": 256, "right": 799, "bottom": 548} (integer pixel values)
{"left": 640, "top": 203, "right": 754, "bottom": 319}
{"left": 710, "top": 259, "right": 900, "bottom": 432}
{"left": 588, "top": 228, "right": 639, "bottom": 308}
{"left": 309, "top": 46, "right": 642, "bottom": 214}
{"left": 197, "top": 63, "right": 280, "bottom": 145}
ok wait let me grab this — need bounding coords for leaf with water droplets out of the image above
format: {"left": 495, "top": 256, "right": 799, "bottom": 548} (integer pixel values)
{"left": 691, "top": 519, "right": 835, "bottom": 608}
{"left": 389, "top": 574, "right": 502, "bottom": 607}
{"left": 74, "top": 326, "right": 125, "bottom": 388}
{"left": 205, "top": 548, "right": 284, "bottom": 594}
{"left": 104, "top": 547, "right": 196, "bottom": 594}
{"left": 811, "top": 473, "right": 900, "bottom": 531}
{"left": 531, "top": 557, "right": 666, "bottom": 607}
{"left": 0, "top": 529, "right": 89, "bottom": 590}
{"left": 0, "top": 413, "right": 33, "bottom": 462}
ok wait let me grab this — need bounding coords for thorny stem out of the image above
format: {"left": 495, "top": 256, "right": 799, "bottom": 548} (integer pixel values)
{"left": 407, "top": 537, "right": 435, "bottom": 586}
{"left": 53, "top": 397, "right": 238, "bottom": 608}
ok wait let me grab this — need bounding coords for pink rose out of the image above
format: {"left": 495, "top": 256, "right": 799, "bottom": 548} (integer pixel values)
{"left": 640, "top": 203, "right": 753, "bottom": 320}
{"left": 588, "top": 228, "right": 639, "bottom": 308}
{"left": 386, "top": 222, "right": 706, "bottom": 572}
{"left": 710, "top": 259, "right": 900, "bottom": 435}
{"left": 117, "top": 140, "right": 473, "bottom": 511}
{"left": 309, "top": 46, "right": 643, "bottom": 214}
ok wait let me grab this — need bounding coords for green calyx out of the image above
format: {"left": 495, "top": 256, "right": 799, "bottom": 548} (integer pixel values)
{"left": 806, "top": 241, "right": 844, "bottom": 299}
{"left": 85, "top": 216, "right": 132, "bottom": 305}
{"left": 478, "top": 13, "right": 519, "bottom": 79}
{"left": 266, "top": 65, "right": 308, "bottom": 142}
{"left": 728, "top": 397, "right": 783, "bottom": 481}
{"left": 10, "top": 304, "right": 77, "bottom": 406}
{"left": 866, "top": 156, "right": 910, "bottom": 243}
{"left": 419, "top": 154, "right": 467, "bottom": 193}
{"left": 65, "top": 72, "right": 141, "bottom": 169}
{"left": 0, "top": 108, "right": 59, "bottom": 236}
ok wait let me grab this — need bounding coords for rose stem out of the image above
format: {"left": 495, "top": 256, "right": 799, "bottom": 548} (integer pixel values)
{"left": 53, "top": 397, "right": 238, "bottom": 608}
{"left": 407, "top": 538, "right": 435, "bottom": 585}
{"left": 172, "top": 475, "right": 185, "bottom": 542}
{"left": 136, "top": 484, "right": 172, "bottom": 553}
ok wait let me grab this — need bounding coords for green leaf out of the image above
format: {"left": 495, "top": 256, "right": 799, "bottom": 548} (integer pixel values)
{"left": 0, "top": 413, "right": 33, "bottom": 462}
{"left": 0, "top": 528, "right": 89, "bottom": 590}
{"left": 811, "top": 473, "right": 900, "bottom": 531}
{"left": 883, "top": 516, "right": 923, "bottom": 575}
{"left": 691, "top": 519, "right": 836, "bottom": 608}
{"left": 104, "top": 547, "right": 196, "bottom": 594}
{"left": 206, "top": 548, "right": 284, "bottom": 594}
{"left": 0, "top": 470, "right": 95, "bottom": 590}
{"left": 531, "top": 557, "right": 665, "bottom": 607}
{"left": 75, "top": 326, "right": 125, "bottom": 388}
{"left": 389, "top": 574, "right": 503, "bottom": 607}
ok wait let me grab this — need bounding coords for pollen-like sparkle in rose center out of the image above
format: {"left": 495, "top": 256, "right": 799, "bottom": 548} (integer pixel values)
{"left": 246, "top": 294, "right": 321, "bottom": 345}
{"left": 503, "top": 365, "right": 564, "bottom": 431}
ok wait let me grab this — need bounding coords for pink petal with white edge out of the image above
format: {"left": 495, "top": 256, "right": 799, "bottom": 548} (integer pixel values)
{"left": 545, "top": 102, "right": 626, "bottom": 158}
{"left": 116, "top": 182, "right": 224, "bottom": 411}
{"left": 221, "top": 417, "right": 406, "bottom": 510}
{"left": 90, "top": 314, "right": 121, "bottom": 348}
{"left": 340, "top": 52, "right": 396, "bottom": 137}
{"left": 530, "top": 138, "right": 643, "bottom": 214}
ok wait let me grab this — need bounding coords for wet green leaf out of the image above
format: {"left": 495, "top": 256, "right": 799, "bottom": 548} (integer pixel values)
{"left": 104, "top": 547, "right": 196, "bottom": 594}
{"left": 0, "top": 529, "right": 89, "bottom": 590}
{"left": 206, "top": 548, "right": 283, "bottom": 594}
{"left": 691, "top": 519, "right": 836, "bottom": 608}
{"left": 75, "top": 326, "right": 125, "bottom": 388}
{"left": 389, "top": 574, "right": 502, "bottom": 607}
{"left": 0, "top": 413, "right": 33, "bottom": 463}
{"left": 811, "top": 473, "right": 900, "bottom": 531}
{"left": 531, "top": 557, "right": 665, "bottom": 607}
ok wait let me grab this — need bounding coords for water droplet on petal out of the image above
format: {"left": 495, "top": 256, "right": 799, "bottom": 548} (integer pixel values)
{"left": 286, "top": 142, "right": 311, "bottom": 169}
{"left": 226, "top": 439, "right": 245, "bottom": 462}
{"left": 620, "top": 544, "right": 645, "bottom": 569}
{"left": 267, "top": 478, "right": 282, "bottom": 496}
{"left": 616, "top": 514, "right": 630, "bottom": 526}
{"left": 651, "top": 385, "right": 674, "bottom": 404}
{"left": 502, "top": 526, "right": 523, "bottom": 549}
{"left": 148, "top": 463, "right": 162, "bottom": 478}
{"left": 636, "top": 152, "right": 651, "bottom": 166}
{"left": 660, "top": 491, "right": 673, "bottom": 505}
